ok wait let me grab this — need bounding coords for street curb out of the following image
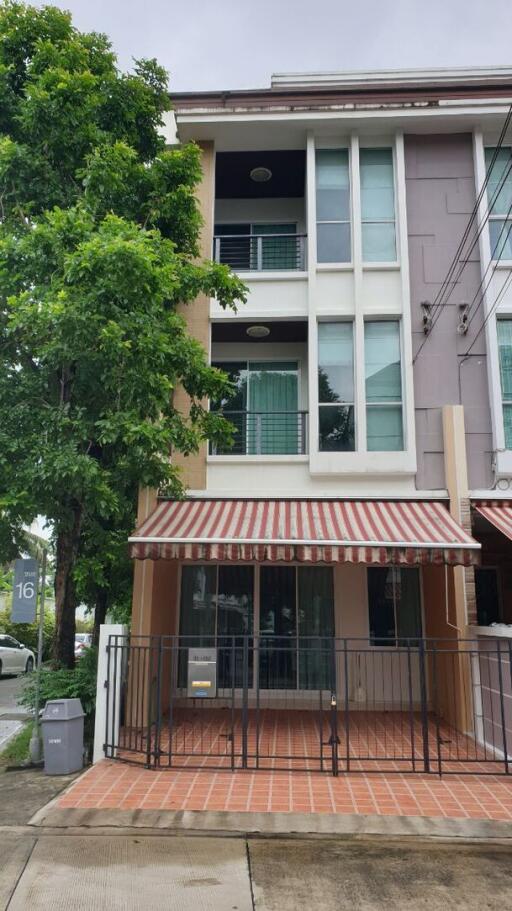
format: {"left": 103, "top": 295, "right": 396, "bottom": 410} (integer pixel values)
{"left": 28, "top": 805, "right": 512, "bottom": 842}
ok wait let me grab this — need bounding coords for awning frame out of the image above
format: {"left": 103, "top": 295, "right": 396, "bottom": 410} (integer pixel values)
{"left": 130, "top": 498, "right": 480, "bottom": 566}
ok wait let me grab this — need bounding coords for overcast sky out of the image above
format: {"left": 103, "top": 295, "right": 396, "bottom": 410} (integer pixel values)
{"left": 39, "top": 0, "right": 512, "bottom": 92}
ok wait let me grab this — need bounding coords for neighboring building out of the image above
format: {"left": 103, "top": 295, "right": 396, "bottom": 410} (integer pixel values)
{"left": 121, "top": 68, "right": 512, "bottom": 775}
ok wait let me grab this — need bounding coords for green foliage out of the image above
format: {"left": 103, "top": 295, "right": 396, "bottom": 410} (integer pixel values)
{"left": 75, "top": 616, "right": 94, "bottom": 634}
{"left": 0, "top": 721, "right": 32, "bottom": 766}
{"left": 0, "top": 3, "right": 246, "bottom": 663}
{"left": 0, "top": 599, "right": 55, "bottom": 660}
{"left": 21, "top": 646, "right": 98, "bottom": 744}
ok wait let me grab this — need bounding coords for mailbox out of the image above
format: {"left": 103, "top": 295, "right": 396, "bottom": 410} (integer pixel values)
{"left": 187, "top": 647, "right": 217, "bottom": 698}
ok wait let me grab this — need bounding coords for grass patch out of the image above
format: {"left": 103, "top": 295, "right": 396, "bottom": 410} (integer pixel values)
{"left": 0, "top": 721, "right": 33, "bottom": 767}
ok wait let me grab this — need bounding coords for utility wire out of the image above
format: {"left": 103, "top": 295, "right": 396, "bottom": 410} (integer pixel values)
{"left": 422, "top": 106, "right": 512, "bottom": 327}
{"left": 413, "top": 112, "right": 512, "bottom": 363}
{"left": 413, "top": 154, "right": 512, "bottom": 364}
{"left": 463, "top": 270, "right": 512, "bottom": 358}
{"left": 464, "top": 214, "right": 512, "bottom": 334}
{"left": 423, "top": 153, "right": 512, "bottom": 330}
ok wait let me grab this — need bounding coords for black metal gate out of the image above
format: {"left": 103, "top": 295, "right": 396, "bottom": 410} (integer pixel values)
{"left": 104, "top": 635, "right": 512, "bottom": 776}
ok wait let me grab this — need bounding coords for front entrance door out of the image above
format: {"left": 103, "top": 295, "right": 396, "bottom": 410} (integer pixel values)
{"left": 259, "top": 566, "right": 335, "bottom": 690}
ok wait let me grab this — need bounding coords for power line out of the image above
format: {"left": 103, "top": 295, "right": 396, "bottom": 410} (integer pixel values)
{"left": 413, "top": 107, "right": 512, "bottom": 363}
{"left": 417, "top": 151, "right": 512, "bottom": 348}
{"left": 464, "top": 214, "right": 512, "bottom": 334}
{"left": 423, "top": 107, "right": 512, "bottom": 326}
{"left": 463, "top": 270, "right": 512, "bottom": 358}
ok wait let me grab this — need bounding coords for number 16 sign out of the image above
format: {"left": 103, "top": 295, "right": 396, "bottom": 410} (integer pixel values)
{"left": 12, "top": 558, "right": 39, "bottom": 624}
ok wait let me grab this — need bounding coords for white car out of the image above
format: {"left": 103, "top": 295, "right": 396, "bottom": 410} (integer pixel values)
{"left": 0, "top": 634, "right": 35, "bottom": 676}
{"left": 74, "top": 633, "right": 92, "bottom": 658}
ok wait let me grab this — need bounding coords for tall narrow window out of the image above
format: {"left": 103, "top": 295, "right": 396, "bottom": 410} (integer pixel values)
{"left": 364, "top": 321, "right": 403, "bottom": 451}
{"left": 315, "top": 150, "right": 351, "bottom": 263}
{"left": 497, "top": 320, "right": 512, "bottom": 448}
{"left": 360, "top": 149, "right": 396, "bottom": 262}
{"left": 318, "top": 322, "right": 355, "bottom": 451}
{"left": 485, "top": 147, "right": 512, "bottom": 261}
{"left": 368, "top": 567, "right": 422, "bottom": 646}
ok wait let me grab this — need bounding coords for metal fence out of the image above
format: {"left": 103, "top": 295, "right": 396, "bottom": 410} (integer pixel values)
{"left": 209, "top": 410, "right": 308, "bottom": 456}
{"left": 213, "top": 233, "right": 307, "bottom": 271}
{"left": 104, "top": 635, "right": 512, "bottom": 776}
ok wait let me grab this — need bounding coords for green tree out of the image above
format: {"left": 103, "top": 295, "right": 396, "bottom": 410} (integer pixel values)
{"left": 0, "top": 3, "right": 245, "bottom": 667}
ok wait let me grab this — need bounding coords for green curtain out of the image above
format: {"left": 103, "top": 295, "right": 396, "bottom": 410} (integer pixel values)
{"left": 248, "top": 362, "right": 298, "bottom": 454}
{"left": 497, "top": 321, "right": 512, "bottom": 448}
{"left": 365, "top": 321, "right": 403, "bottom": 451}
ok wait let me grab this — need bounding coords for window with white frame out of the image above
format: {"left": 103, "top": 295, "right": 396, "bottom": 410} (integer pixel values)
{"left": 364, "top": 321, "right": 404, "bottom": 451}
{"left": 315, "top": 149, "right": 351, "bottom": 263}
{"left": 367, "top": 567, "right": 422, "bottom": 646}
{"left": 360, "top": 148, "right": 397, "bottom": 263}
{"left": 485, "top": 147, "right": 512, "bottom": 261}
{"left": 497, "top": 319, "right": 512, "bottom": 448}
{"left": 318, "top": 322, "right": 355, "bottom": 451}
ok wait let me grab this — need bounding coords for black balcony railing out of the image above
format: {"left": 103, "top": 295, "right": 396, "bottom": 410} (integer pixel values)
{"left": 210, "top": 410, "right": 308, "bottom": 455}
{"left": 213, "top": 233, "right": 307, "bottom": 272}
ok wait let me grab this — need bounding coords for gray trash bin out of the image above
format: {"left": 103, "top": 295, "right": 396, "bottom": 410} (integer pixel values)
{"left": 41, "top": 698, "right": 84, "bottom": 775}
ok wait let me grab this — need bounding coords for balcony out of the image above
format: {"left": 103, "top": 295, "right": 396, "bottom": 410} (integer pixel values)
{"left": 210, "top": 410, "right": 308, "bottom": 456}
{"left": 214, "top": 149, "right": 306, "bottom": 279}
{"left": 213, "top": 232, "right": 307, "bottom": 273}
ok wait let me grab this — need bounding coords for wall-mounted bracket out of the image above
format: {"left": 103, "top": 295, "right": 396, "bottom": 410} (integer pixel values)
{"left": 420, "top": 301, "right": 433, "bottom": 335}
{"left": 457, "top": 302, "right": 469, "bottom": 335}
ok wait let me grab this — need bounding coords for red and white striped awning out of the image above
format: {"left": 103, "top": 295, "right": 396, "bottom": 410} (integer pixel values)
{"left": 129, "top": 499, "right": 480, "bottom": 566}
{"left": 474, "top": 502, "right": 512, "bottom": 542}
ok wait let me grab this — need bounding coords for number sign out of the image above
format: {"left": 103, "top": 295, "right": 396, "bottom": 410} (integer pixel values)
{"left": 12, "top": 558, "right": 38, "bottom": 623}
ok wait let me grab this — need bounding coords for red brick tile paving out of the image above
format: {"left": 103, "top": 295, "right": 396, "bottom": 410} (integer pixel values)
{"left": 57, "top": 760, "right": 512, "bottom": 822}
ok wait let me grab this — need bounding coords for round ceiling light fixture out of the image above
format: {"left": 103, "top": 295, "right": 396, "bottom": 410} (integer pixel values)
{"left": 246, "top": 324, "right": 270, "bottom": 339}
{"left": 250, "top": 166, "right": 272, "bottom": 183}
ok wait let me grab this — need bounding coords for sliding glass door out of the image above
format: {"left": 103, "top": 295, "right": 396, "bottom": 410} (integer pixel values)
{"left": 259, "top": 566, "right": 335, "bottom": 690}
{"left": 179, "top": 564, "right": 335, "bottom": 691}
{"left": 179, "top": 565, "right": 254, "bottom": 688}
{"left": 211, "top": 361, "right": 299, "bottom": 455}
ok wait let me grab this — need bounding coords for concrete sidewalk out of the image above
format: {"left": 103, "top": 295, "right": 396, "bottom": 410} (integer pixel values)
{"left": 2, "top": 828, "right": 512, "bottom": 910}
{"left": 2, "top": 761, "right": 512, "bottom": 909}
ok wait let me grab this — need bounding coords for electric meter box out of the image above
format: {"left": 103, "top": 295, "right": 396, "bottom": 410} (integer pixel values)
{"left": 187, "top": 647, "right": 217, "bottom": 698}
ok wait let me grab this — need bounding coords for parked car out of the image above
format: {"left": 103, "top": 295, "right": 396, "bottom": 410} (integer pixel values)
{"left": 0, "top": 634, "right": 35, "bottom": 676}
{"left": 74, "top": 633, "right": 92, "bottom": 659}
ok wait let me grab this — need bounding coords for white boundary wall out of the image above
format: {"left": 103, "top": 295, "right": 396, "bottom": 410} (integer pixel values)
{"left": 93, "top": 623, "right": 128, "bottom": 764}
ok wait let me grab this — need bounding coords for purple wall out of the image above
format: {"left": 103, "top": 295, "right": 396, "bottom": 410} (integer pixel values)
{"left": 405, "top": 134, "right": 493, "bottom": 491}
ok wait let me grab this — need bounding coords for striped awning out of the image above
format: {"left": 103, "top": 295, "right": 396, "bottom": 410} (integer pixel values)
{"left": 474, "top": 502, "right": 512, "bottom": 542}
{"left": 129, "top": 498, "right": 480, "bottom": 565}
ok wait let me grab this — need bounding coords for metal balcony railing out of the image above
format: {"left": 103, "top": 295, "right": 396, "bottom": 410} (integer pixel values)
{"left": 213, "top": 233, "right": 307, "bottom": 272}
{"left": 210, "top": 410, "right": 308, "bottom": 455}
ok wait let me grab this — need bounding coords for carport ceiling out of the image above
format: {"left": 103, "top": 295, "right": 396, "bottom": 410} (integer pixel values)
{"left": 215, "top": 150, "right": 306, "bottom": 199}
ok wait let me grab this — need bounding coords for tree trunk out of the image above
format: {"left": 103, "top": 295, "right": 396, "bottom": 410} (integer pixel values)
{"left": 54, "top": 505, "right": 82, "bottom": 668}
{"left": 93, "top": 587, "right": 109, "bottom": 646}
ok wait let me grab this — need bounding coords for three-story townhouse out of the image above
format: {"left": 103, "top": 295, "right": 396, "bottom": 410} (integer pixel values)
{"left": 121, "top": 68, "right": 512, "bottom": 776}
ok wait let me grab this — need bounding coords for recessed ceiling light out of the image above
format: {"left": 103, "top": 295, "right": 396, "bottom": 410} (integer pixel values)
{"left": 246, "top": 325, "right": 270, "bottom": 338}
{"left": 250, "top": 166, "right": 272, "bottom": 183}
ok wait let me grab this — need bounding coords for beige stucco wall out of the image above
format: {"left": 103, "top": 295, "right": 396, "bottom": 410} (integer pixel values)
{"left": 130, "top": 142, "right": 214, "bottom": 637}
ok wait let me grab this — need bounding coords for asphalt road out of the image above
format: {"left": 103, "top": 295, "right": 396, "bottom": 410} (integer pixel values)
{"left": 1, "top": 833, "right": 512, "bottom": 910}
{"left": 0, "top": 672, "right": 31, "bottom": 750}
{"left": 0, "top": 672, "right": 26, "bottom": 716}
